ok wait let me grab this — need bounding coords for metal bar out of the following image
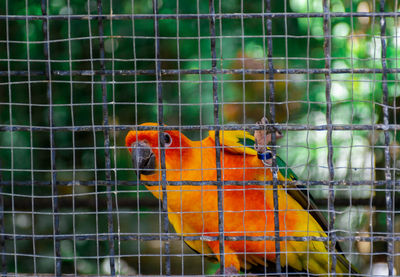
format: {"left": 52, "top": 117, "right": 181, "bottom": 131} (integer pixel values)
{"left": 24, "top": 0, "right": 38, "bottom": 273}
{"left": 66, "top": 1, "right": 78, "bottom": 274}
{"left": 0, "top": 161, "right": 6, "bottom": 276}
{"left": 0, "top": 233, "right": 399, "bottom": 243}
{"left": 4, "top": 0, "right": 17, "bottom": 274}
{"left": 1, "top": 12, "right": 400, "bottom": 21}
{"left": 264, "top": 0, "right": 282, "bottom": 274}
{"left": 5, "top": 194, "right": 400, "bottom": 211}
{"left": 380, "top": 0, "right": 394, "bottom": 275}
{"left": 2, "top": 123, "right": 399, "bottom": 132}
{"left": 40, "top": 1, "right": 61, "bottom": 275}
{"left": 195, "top": 0, "right": 206, "bottom": 273}
{"left": 2, "top": 179, "right": 400, "bottom": 187}
{"left": 3, "top": 67, "right": 400, "bottom": 77}
{"left": 322, "top": 1, "right": 337, "bottom": 275}
{"left": 130, "top": 0, "right": 141, "bottom": 273}
{"left": 208, "top": 0, "right": 224, "bottom": 274}
{"left": 174, "top": 0, "right": 185, "bottom": 273}
{"left": 107, "top": 1, "right": 120, "bottom": 275}
{"left": 96, "top": 0, "right": 116, "bottom": 275}
{"left": 152, "top": 0, "right": 171, "bottom": 274}
{"left": 1, "top": 272, "right": 397, "bottom": 277}
{"left": 86, "top": 1, "right": 101, "bottom": 273}
{"left": 369, "top": 1, "right": 379, "bottom": 275}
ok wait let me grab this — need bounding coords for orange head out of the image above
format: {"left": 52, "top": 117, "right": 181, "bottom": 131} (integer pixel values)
{"left": 125, "top": 123, "right": 192, "bottom": 176}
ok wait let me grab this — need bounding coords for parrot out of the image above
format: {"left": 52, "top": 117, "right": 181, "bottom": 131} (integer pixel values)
{"left": 125, "top": 122, "right": 359, "bottom": 276}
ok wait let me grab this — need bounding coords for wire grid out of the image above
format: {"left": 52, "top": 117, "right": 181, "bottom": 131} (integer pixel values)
{"left": 0, "top": 0, "right": 399, "bottom": 276}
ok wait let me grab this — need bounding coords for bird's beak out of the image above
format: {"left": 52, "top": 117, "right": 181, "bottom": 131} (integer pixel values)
{"left": 131, "top": 141, "right": 156, "bottom": 175}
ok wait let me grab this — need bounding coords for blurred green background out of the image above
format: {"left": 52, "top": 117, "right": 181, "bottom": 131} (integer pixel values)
{"left": 0, "top": 0, "right": 399, "bottom": 275}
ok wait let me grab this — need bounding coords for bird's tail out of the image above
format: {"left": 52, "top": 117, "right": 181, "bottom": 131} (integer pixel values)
{"left": 246, "top": 253, "right": 360, "bottom": 277}
{"left": 336, "top": 253, "right": 360, "bottom": 276}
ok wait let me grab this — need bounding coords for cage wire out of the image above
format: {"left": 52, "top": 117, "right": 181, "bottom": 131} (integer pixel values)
{"left": 0, "top": 0, "right": 399, "bottom": 276}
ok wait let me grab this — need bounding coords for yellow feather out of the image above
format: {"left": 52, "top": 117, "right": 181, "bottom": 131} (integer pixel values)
{"left": 208, "top": 130, "right": 258, "bottom": 155}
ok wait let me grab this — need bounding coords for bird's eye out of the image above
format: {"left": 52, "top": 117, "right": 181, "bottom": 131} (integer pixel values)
{"left": 163, "top": 133, "right": 172, "bottom": 147}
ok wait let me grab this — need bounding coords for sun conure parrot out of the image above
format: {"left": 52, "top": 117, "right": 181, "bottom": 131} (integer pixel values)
{"left": 125, "top": 122, "right": 359, "bottom": 276}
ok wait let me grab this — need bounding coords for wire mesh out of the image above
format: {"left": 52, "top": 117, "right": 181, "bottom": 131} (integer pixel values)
{"left": 0, "top": 0, "right": 399, "bottom": 276}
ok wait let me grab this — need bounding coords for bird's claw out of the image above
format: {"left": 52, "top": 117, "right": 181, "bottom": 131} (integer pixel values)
{"left": 214, "top": 266, "right": 240, "bottom": 277}
{"left": 254, "top": 116, "right": 283, "bottom": 153}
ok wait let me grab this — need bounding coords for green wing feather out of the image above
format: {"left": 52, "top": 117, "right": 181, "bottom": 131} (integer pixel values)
{"left": 276, "top": 155, "right": 298, "bottom": 181}
{"left": 269, "top": 155, "right": 359, "bottom": 274}
{"left": 237, "top": 137, "right": 255, "bottom": 148}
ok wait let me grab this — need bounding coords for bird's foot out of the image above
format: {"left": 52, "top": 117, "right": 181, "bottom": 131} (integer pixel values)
{"left": 214, "top": 266, "right": 240, "bottom": 276}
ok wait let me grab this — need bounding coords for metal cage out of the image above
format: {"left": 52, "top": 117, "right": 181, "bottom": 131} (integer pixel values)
{"left": 0, "top": 0, "right": 399, "bottom": 275}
